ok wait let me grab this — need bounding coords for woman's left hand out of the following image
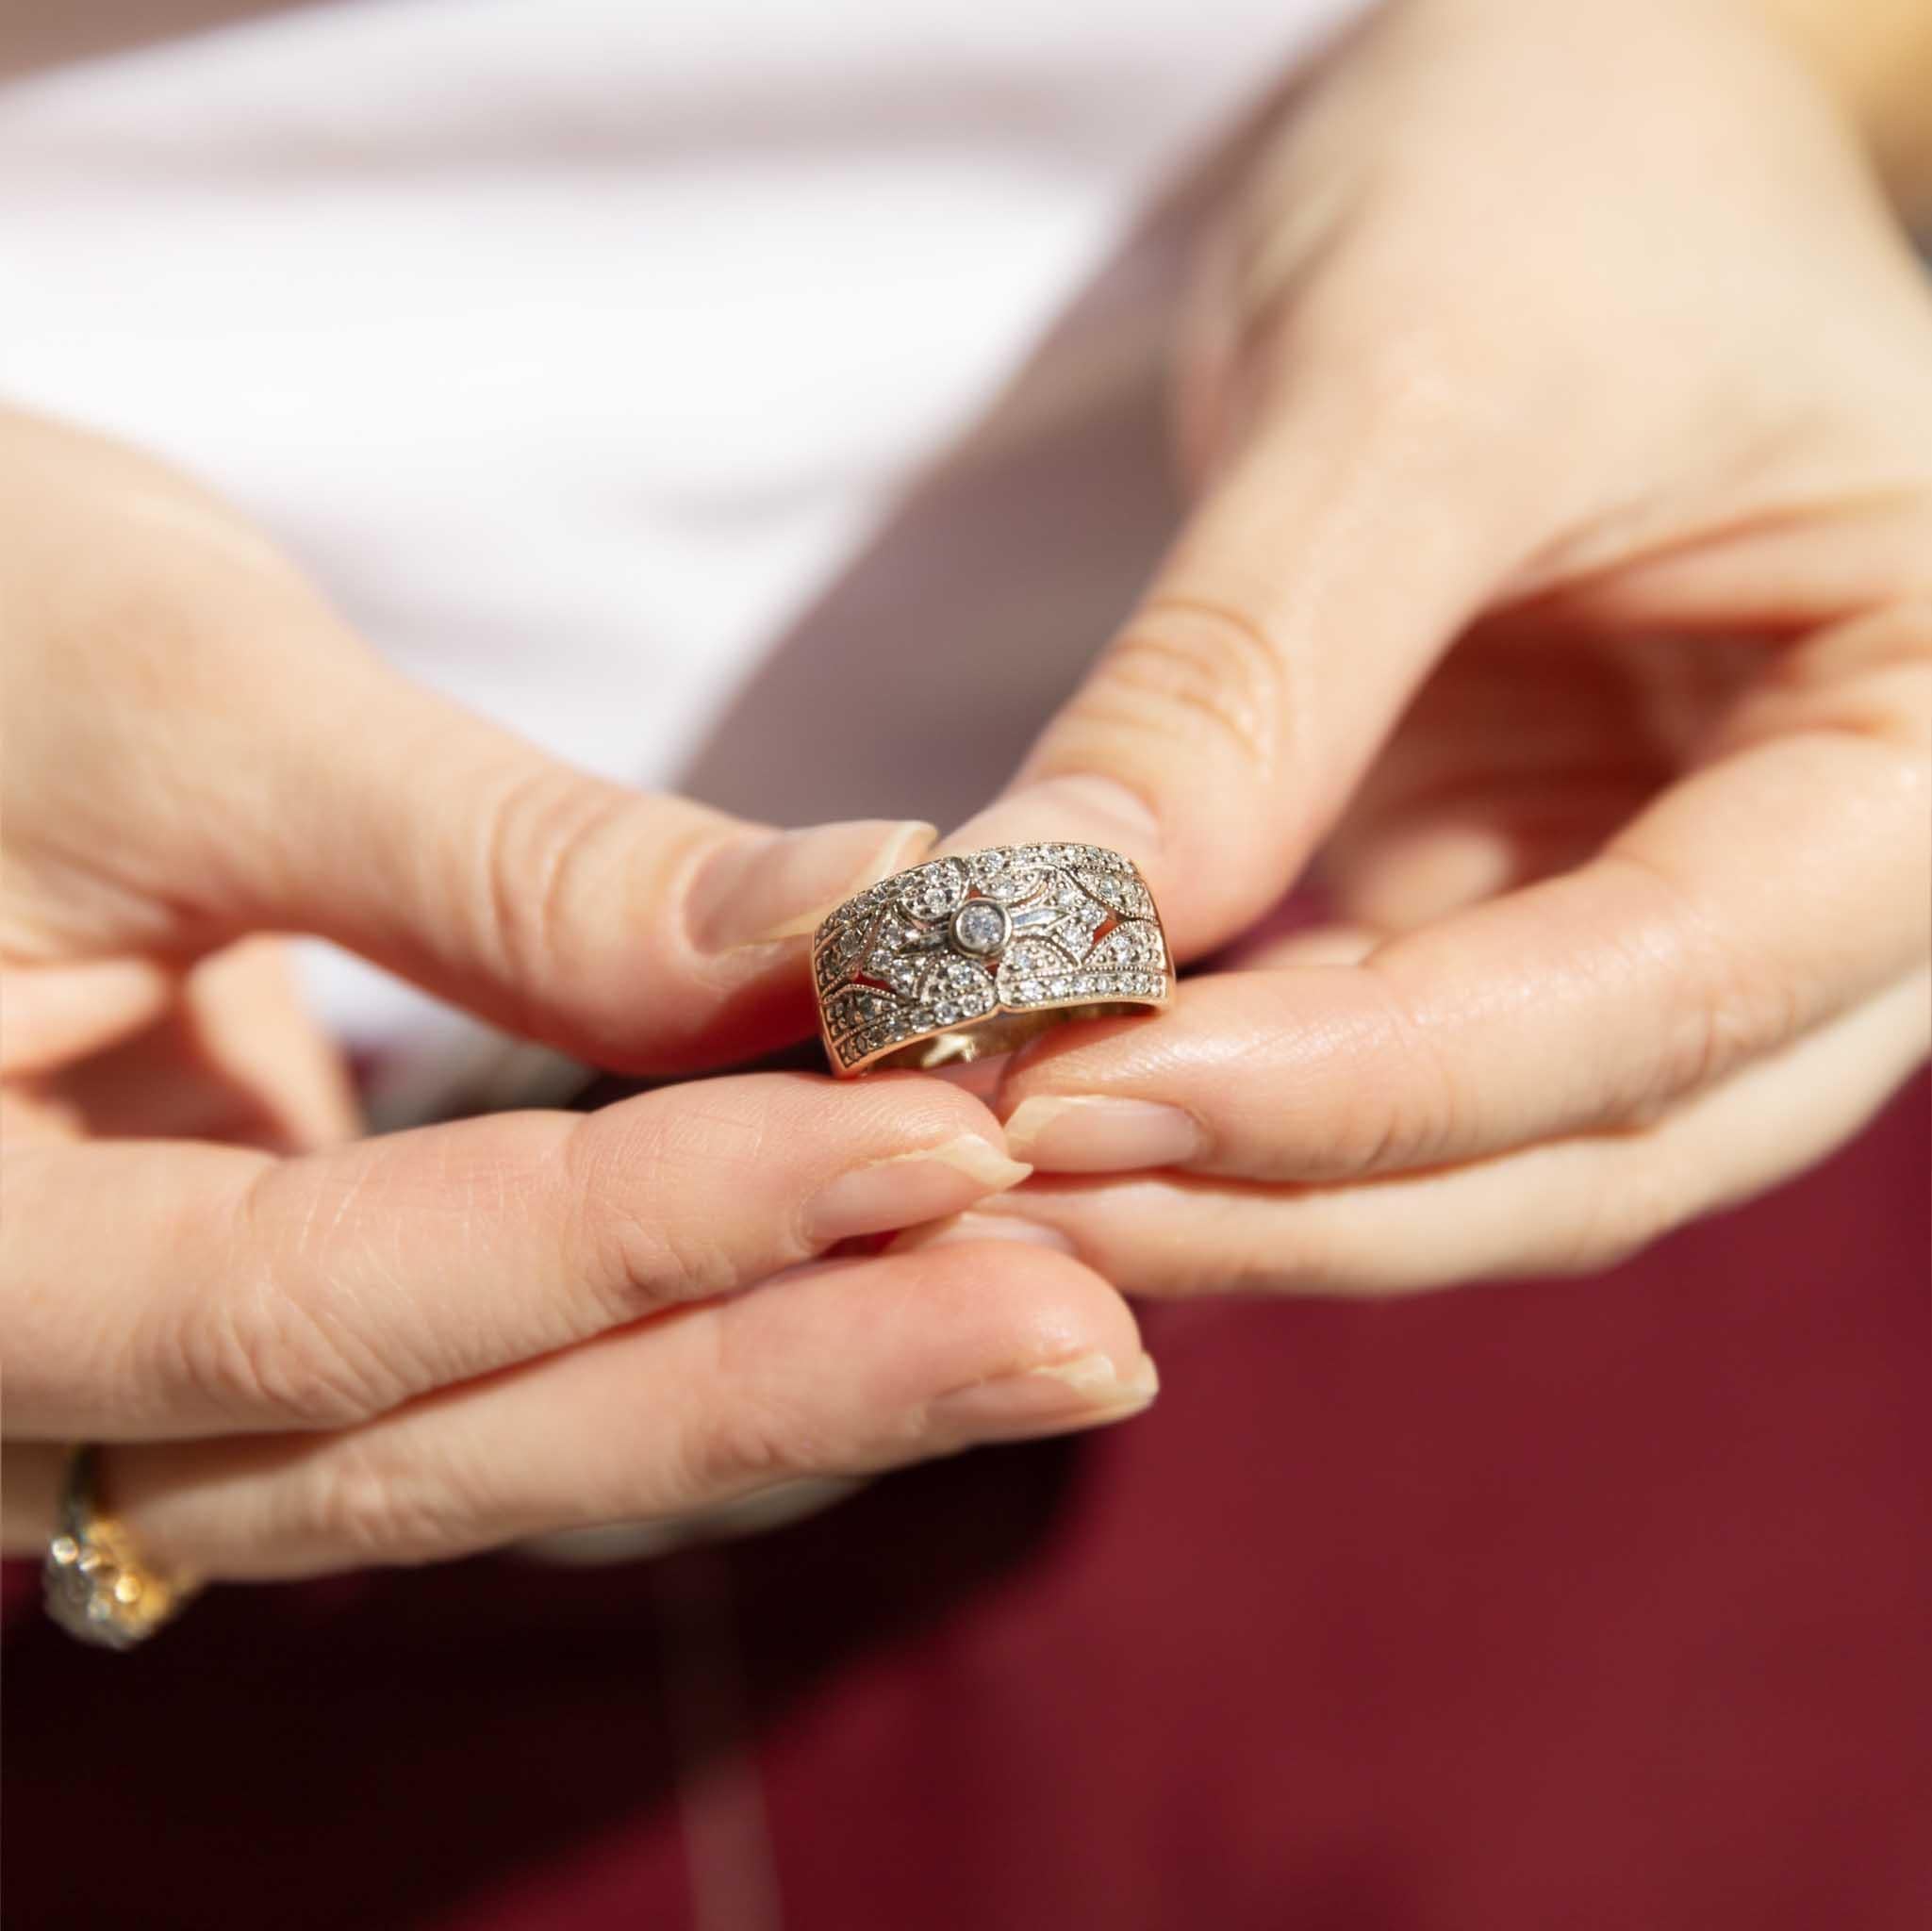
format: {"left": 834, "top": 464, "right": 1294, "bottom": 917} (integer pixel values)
{"left": 948, "top": 0, "right": 1931, "bottom": 1293}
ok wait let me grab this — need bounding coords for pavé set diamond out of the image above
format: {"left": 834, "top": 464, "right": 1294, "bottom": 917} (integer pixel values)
{"left": 813, "top": 842, "right": 1170, "bottom": 1074}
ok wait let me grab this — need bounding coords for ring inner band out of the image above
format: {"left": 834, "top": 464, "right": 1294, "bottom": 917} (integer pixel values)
{"left": 869, "top": 1000, "right": 1149, "bottom": 1072}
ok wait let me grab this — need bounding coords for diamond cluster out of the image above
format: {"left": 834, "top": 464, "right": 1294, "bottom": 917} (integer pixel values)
{"left": 813, "top": 843, "right": 1168, "bottom": 1071}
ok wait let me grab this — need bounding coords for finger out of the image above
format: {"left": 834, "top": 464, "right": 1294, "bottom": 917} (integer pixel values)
{"left": 224, "top": 654, "right": 937, "bottom": 1072}
{"left": 1313, "top": 626, "right": 1696, "bottom": 933}
{"left": 18, "top": 583, "right": 931, "bottom": 1072}
{"left": 2, "top": 1244, "right": 1155, "bottom": 1580}
{"left": 40, "top": 939, "right": 359, "bottom": 1152}
{"left": 0, "top": 958, "right": 177, "bottom": 1075}
{"left": 1000, "top": 632, "right": 1929, "bottom": 1181}
{"left": 974, "top": 972, "right": 1928, "bottom": 1296}
{"left": 1226, "top": 921, "right": 1380, "bottom": 969}
{"left": 1, "top": 1073, "right": 1030, "bottom": 1441}
{"left": 0, "top": 1086, "right": 87, "bottom": 1142}
{"left": 949, "top": 308, "right": 1552, "bottom": 954}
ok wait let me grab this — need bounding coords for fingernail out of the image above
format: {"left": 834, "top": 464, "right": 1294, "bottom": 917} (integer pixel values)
{"left": 691, "top": 819, "right": 936, "bottom": 953}
{"left": 888, "top": 1211, "right": 1078, "bottom": 1255}
{"left": 948, "top": 774, "right": 1162, "bottom": 868}
{"left": 803, "top": 1133, "right": 1032, "bottom": 1244}
{"left": 927, "top": 1350, "right": 1161, "bottom": 1444}
{"left": 1003, "top": 1095, "right": 1202, "bottom": 1172}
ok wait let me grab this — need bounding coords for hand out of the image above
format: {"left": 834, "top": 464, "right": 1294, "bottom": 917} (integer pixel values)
{"left": 949, "top": 0, "right": 1931, "bottom": 1291}
{"left": 0, "top": 408, "right": 1153, "bottom": 1582}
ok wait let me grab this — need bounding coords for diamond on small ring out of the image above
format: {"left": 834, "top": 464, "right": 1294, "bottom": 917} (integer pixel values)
{"left": 949, "top": 898, "right": 1010, "bottom": 958}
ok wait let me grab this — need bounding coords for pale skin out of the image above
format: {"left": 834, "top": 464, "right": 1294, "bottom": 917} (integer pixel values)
{"left": 3, "top": 0, "right": 1928, "bottom": 1583}
{"left": 955, "top": 0, "right": 1932, "bottom": 1287}
{"left": 0, "top": 420, "right": 1156, "bottom": 1579}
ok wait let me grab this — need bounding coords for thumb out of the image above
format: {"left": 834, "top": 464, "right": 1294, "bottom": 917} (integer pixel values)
{"left": 950, "top": 334, "right": 1544, "bottom": 956}
{"left": 152, "top": 641, "right": 931, "bottom": 1074}
{"left": 1, "top": 402, "right": 930, "bottom": 1076}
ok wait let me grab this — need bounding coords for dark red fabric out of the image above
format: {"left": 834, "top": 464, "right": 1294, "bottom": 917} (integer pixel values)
{"left": 5, "top": 1078, "right": 1927, "bottom": 1931}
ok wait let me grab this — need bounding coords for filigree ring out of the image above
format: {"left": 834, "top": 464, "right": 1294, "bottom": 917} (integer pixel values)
{"left": 813, "top": 843, "right": 1171, "bottom": 1076}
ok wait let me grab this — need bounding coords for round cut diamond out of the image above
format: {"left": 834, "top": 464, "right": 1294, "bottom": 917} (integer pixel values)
{"left": 900, "top": 858, "right": 968, "bottom": 924}
{"left": 949, "top": 898, "right": 1010, "bottom": 957}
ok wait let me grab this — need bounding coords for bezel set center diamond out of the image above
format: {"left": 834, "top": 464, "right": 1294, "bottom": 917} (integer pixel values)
{"left": 949, "top": 898, "right": 1010, "bottom": 957}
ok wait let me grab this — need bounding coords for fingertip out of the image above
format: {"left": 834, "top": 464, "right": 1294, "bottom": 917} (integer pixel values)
{"left": 815, "top": 1065, "right": 1026, "bottom": 1173}
{"left": 1001, "top": 1095, "right": 1205, "bottom": 1173}
{"left": 691, "top": 818, "right": 937, "bottom": 952}
{"left": 893, "top": 1239, "right": 1147, "bottom": 1392}
{"left": 0, "top": 958, "right": 177, "bottom": 1075}
{"left": 903, "top": 1240, "right": 1155, "bottom": 1444}
{"left": 923, "top": 1346, "right": 1159, "bottom": 1444}
{"left": 801, "top": 1132, "right": 1030, "bottom": 1245}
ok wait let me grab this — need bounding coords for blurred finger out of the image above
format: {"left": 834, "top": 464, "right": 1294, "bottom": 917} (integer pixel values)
{"left": 43, "top": 938, "right": 359, "bottom": 1151}
{"left": 0, "top": 958, "right": 177, "bottom": 1076}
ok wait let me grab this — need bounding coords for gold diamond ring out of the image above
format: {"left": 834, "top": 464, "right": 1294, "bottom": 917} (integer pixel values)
{"left": 813, "top": 842, "right": 1171, "bottom": 1076}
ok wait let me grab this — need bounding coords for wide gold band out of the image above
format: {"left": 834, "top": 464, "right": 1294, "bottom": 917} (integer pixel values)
{"left": 813, "top": 842, "right": 1171, "bottom": 1076}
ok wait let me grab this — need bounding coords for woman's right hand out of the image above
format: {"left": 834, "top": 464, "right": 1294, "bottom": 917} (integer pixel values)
{"left": 0, "top": 406, "right": 1153, "bottom": 1587}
